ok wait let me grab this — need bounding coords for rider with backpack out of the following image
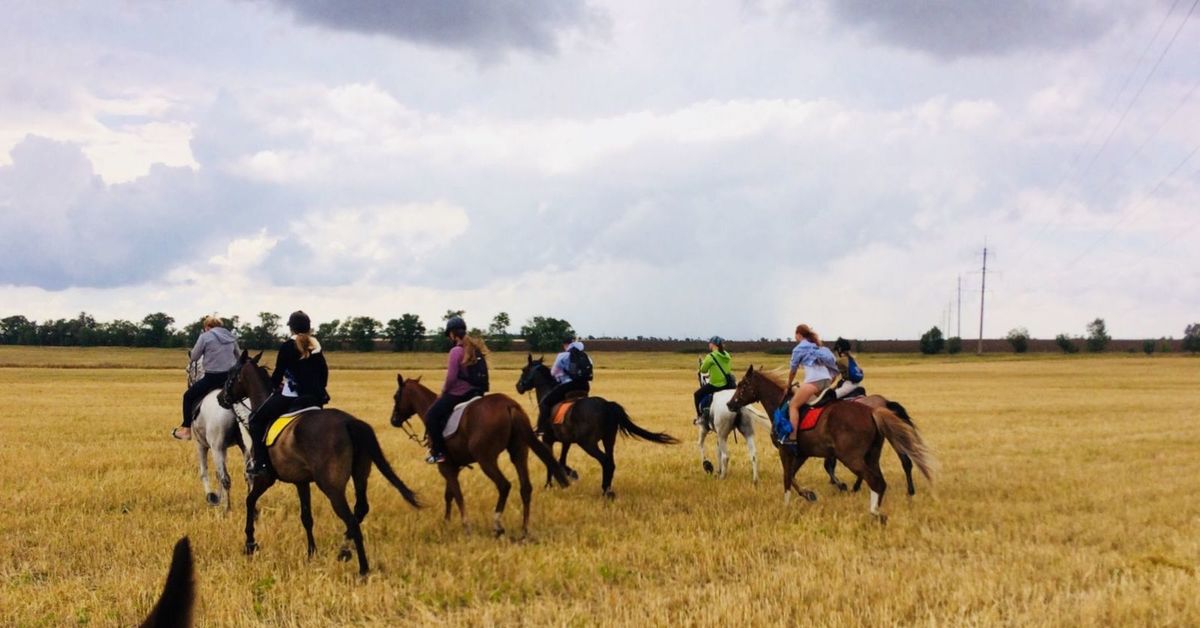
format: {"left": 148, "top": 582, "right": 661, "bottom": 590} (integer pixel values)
{"left": 536, "top": 337, "right": 592, "bottom": 435}
{"left": 832, "top": 337, "right": 865, "bottom": 399}
{"left": 692, "top": 336, "right": 734, "bottom": 425}
{"left": 425, "top": 316, "right": 490, "bottom": 464}
{"left": 247, "top": 311, "right": 330, "bottom": 476}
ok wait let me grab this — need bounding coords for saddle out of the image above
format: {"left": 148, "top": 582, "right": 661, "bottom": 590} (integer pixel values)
{"left": 444, "top": 395, "right": 484, "bottom": 438}
{"left": 552, "top": 398, "right": 581, "bottom": 425}
{"left": 265, "top": 406, "right": 321, "bottom": 447}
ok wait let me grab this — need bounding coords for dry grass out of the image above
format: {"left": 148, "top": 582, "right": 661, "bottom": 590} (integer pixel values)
{"left": 0, "top": 347, "right": 1197, "bottom": 626}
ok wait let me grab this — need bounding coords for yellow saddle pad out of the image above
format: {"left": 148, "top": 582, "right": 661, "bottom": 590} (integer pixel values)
{"left": 265, "top": 407, "right": 319, "bottom": 447}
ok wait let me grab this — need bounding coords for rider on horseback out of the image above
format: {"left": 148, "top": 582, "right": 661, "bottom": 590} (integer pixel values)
{"left": 692, "top": 335, "right": 734, "bottom": 426}
{"left": 425, "top": 316, "right": 489, "bottom": 464}
{"left": 832, "top": 337, "right": 865, "bottom": 399}
{"left": 536, "top": 336, "right": 592, "bottom": 436}
{"left": 246, "top": 311, "right": 329, "bottom": 477}
{"left": 174, "top": 316, "right": 239, "bottom": 441}
{"left": 785, "top": 324, "right": 837, "bottom": 440}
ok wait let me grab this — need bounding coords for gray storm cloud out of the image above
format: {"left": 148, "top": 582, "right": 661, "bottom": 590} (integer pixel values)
{"left": 259, "top": 0, "right": 606, "bottom": 54}
{"left": 820, "top": 0, "right": 1129, "bottom": 59}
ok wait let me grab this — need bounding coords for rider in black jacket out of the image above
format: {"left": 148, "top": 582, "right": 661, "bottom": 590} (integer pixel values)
{"left": 246, "top": 311, "right": 330, "bottom": 476}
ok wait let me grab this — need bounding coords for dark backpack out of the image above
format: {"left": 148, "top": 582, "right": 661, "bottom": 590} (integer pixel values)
{"left": 459, "top": 355, "right": 490, "bottom": 392}
{"left": 847, "top": 355, "right": 864, "bottom": 383}
{"left": 565, "top": 347, "right": 593, "bottom": 382}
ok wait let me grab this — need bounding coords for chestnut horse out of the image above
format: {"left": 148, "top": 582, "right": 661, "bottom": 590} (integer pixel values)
{"left": 516, "top": 354, "right": 679, "bottom": 497}
{"left": 822, "top": 394, "right": 921, "bottom": 496}
{"left": 726, "top": 366, "right": 936, "bottom": 523}
{"left": 221, "top": 352, "right": 421, "bottom": 575}
{"left": 389, "top": 374, "right": 568, "bottom": 537}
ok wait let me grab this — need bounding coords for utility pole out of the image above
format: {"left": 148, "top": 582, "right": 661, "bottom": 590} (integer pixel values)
{"left": 977, "top": 246, "right": 988, "bottom": 355}
{"left": 957, "top": 275, "right": 962, "bottom": 339}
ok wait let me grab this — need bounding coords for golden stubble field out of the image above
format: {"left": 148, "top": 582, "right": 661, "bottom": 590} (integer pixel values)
{"left": 0, "top": 347, "right": 1197, "bottom": 626}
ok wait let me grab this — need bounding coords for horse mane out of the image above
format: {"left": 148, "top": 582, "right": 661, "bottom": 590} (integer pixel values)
{"left": 754, "top": 367, "right": 788, "bottom": 390}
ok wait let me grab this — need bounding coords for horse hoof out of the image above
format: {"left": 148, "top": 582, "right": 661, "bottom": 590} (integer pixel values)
{"left": 877, "top": 514, "right": 888, "bottom": 526}
{"left": 834, "top": 483, "right": 848, "bottom": 492}
{"left": 244, "top": 542, "right": 258, "bottom": 555}
{"left": 567, "top": 469, "right": 579, "bottom": 481}
{"left": 702, "top": 461, "right": 714, "bottom": 474}
{"left": 206, "top": 492, "right": 220, "bottom": 506}
{"left": 801, "top": 490, "right": 818, "bottom": 502}
{"left": 493, "top": 528, "right": 505, "bottom": 538}
{"left": 338, "top": 548, "right": 353, "bottom": 562}
{"left": 603, "top": 490, "right": 616, "bottom": 500}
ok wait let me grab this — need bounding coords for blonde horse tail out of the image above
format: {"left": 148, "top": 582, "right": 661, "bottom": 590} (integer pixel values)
{"left": 871, "top": 408, "right": 938, "bottom": 483}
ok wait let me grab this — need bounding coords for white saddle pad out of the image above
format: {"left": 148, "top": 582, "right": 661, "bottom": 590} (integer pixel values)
{"left": 444, "top": 396, "right": 483, "bottom": 437}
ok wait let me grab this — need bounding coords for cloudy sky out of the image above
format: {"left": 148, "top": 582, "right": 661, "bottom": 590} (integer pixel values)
{"left": 2, "top": 0, "right": 1197, "bottom": 340}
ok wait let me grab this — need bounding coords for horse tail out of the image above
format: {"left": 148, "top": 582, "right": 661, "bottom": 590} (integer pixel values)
{"left": 609, "top": 401, "right": 680, "bottom": 444}
{"left": 345, "top": 419, "right": 421, "bottom": 509}
{"left": 511, "top": 405, "right": 569, "bottom": 487}
{"left": 871, "top": 408, "right": 937, "bottom": 483}
{"left": 140, "top": 537, "right": 195, "bottom": 628}
{"left": 884, "top": 400, "right": 915, "bottom": 426}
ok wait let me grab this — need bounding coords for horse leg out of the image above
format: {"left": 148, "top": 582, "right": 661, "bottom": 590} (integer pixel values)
{"left": 196, "top": 437, "right": 217, "bottom": 507}
{"left": 716, "top": 426, "right": 731, "bottom": 479}
{"left": 296, "top": 482, "right": 316, "bottom": 558}
{"left": 244, "top": 475, "right": 275, "bottom": 555}
{"left": 837, "top": 447, "right": 888, "bottom": 524}
{"left": 352, "top": 453, "right": 371, "bottom": 523}
{"left": 477, "top": 458, "right": 512, "bottom": 537}
{"left": 601, "top": 429, "right": 618, "bottom": 499}
{"left": 744, "top": 430, "right": 759, "bottom": 485}
{"left": 698, "top": 424, "right": 714, "bottom": 475}
{"left": 317, "top": 477, "right": 368, "bottom": 574}
{"left": 212, "top": 439, "right": 233, "bottom": 512}
{"left": 824, "top": 456, "right": 848, "bottom": 492}
{"left": 578, "top": 440, "right": 614, "bottom": 498}
{"left": 558, "top": 441, "right": 578, "bottom": 481}
{"left": 789, "top": 455, "right": 817, "bottom": 502}
{"left": 507, "top": 439, "right": 534, "bottom": 538}
{"left": 899, "top": 452, "right": 916, "bottom": 496}
{"left": 440, "top": 465, "right": 467, "bottom": 527}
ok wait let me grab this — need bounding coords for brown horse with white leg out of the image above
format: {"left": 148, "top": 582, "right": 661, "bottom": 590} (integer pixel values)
{"left": 221, "top": 352, "right": 421, "bottom": 575}
{"left": 389, "top": 373, "right": 569, "bottom": 537}
{"left": 725, "top": 366, "right": 936, "bottom": 523}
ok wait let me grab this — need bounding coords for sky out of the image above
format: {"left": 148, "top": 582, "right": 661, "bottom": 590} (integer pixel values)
{"left": 1, "top": 0, "right": 1198, "bottom": 340}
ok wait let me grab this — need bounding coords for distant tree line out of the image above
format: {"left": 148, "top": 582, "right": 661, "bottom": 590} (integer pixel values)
{"left": 917, "top": 318, "right": 1199, "bottom": 355}
{"left": 0, "top": 310, "right": 584, "bottom": 353}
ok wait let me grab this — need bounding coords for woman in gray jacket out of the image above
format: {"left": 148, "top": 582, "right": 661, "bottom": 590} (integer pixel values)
{"left": 174, "top": 316, "right": 240, "bottom": 440}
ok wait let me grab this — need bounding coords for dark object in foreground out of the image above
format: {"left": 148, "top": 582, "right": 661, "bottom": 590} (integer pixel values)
{"left": 140, "top": 536, "right": 195, "bottom": 628}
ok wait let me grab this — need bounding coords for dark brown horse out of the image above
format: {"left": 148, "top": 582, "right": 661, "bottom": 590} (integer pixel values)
{"left": 389, "top": 374, "right": 568, "bottom": 537}
{"left": 726, "top": 366, "right": 936, "bottom": 523}
{"left": 222, "top": 352, "right": 420, "bottom": 575}
{"left": 822, "top": 394, "right": 921, "bottom": 496}
{"left": 516, "top": 355, "right": 680, "bottom": 498}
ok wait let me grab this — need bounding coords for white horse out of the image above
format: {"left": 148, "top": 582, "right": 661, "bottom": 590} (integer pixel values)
{"left": 697, "top": 386, "right": 766, "bottom": 483}
{"left": 185, "top": 357, "right": 251, "bottom": 511}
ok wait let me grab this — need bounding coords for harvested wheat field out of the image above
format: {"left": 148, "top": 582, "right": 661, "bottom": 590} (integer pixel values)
{"left": 1, "top": 347, "right": 1197, "bottom": 626}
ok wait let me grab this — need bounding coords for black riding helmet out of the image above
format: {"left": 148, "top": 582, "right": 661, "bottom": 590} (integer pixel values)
{"left": 287, "top": 310, "right": 312, "bottom": 334}
{"left": 445, "top": 316, "right": 467, "bottom": 335}
{"left": 834, "top": 337, "right": 852, "bottom": 353}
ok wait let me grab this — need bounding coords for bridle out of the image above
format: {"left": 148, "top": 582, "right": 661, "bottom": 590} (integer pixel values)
{"left": 218, "top": 359, "right": 260, "bottom": 428}
{"left": 391, "top": 385, "right": 426, "bottom": 445}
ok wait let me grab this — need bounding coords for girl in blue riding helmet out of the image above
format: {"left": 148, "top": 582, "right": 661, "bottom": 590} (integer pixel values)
{"left": 692, "top": 336, "right": 734, "bottom": 425}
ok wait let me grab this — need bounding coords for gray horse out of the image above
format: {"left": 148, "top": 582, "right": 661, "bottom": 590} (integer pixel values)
{"left": 186, "top": 357, "right": 250, "bottom": 511}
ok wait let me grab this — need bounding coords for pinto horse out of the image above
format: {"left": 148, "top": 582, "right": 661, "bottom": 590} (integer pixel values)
{"left": 726, "top": 366, "right": 936, "bottom": 523}
{"left": 390, "top": 374, "right": 568, "bottom": 537}
{"left": 221, "top": 352, "right": 421, "bottom": 575}
{"left": 516, "top": 355, "right": 680, "bottom": 497}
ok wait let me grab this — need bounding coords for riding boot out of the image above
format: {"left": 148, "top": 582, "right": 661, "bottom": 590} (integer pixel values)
{"left": 247, "top": 419, "right": 270, "bottom": 476}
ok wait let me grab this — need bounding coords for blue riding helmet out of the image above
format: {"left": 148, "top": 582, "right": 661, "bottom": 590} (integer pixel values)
{"left": 709, "top": 336, "right": 724, "bottom": 346}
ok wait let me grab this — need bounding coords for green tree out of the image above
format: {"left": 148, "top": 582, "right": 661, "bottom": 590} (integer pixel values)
{"left": 1183, "top": 324, "right": 1200, "bottom": 353}
{"left": 385, "top": 314, "right": 426, "bottom": 351}
{"left": 487, "top": 312, "right": 513, "bottom": 350}
{"left": 345, "top": 316, "right": 381, "bottom": 352}
{"left": 919, "top": 326, "right": 945, "bottom": 355}
{"left": 139, "top": 313, "right": 176, "bottom": 347}
{"left": 0, "top": 315, "right": 38, "bottom": 345}
{"left": 1006, "top": 327, "right": 1030, "bottom": 353}
{"left": 1055, "top": 334, "right": 1080, "bottom": 354}
{"left": 1142, "top": 339, "right": 1156, "bottom": 355}
{"left": 946, "top": 336, "right": 963, "bottom": 355}
{"left": 521, "top": 316, "right": 576, "bottom": 352}
{"left": 315, "top": 319, "right": 343, "bottom": 349}
{"left": 1085, "top": 318, "right": 1110, "bottom": 353}
{"left": 239, "top": 312, "right": 283, "bottom": 350}
{"left": 100, "top": 319, "right": 140, "bottom": 346}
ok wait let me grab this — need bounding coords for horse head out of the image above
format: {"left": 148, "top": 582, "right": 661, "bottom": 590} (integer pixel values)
{"left": 219, "top": 350, "right": 264, "bottom": 409}
{"left": 726, "top": 365, "right": 762, "bottom": 411}
{"left": 515, "top": 353, "right": 549, "bottom": 394}
{"left": 390, "top": 373, "right": 425, "bottom": 428}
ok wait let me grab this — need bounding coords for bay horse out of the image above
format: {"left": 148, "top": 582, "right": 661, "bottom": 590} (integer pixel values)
{"left": 221, "top": 352, "right": 421, "bottom": 575}
{"left": 186, "top": 355, "right": 250, "bottom": 511}
{"left": 822, "top": 393, "right": 921, "bottom": 496}
{"left": 726, "top": 366, "right": 936, "bottom": 523}
{"left": 516, "top": 355, "right": 680, "bottom": 497}
{"left": 389, "top": 373, "right": 568, "bottom": 537}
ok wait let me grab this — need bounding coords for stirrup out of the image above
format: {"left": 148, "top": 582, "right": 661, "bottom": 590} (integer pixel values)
{"left": 425, "top": 452, "right": 445, "bottom": 464}
{"left": 171, "top": 427, "right": 191, "bottom": 441}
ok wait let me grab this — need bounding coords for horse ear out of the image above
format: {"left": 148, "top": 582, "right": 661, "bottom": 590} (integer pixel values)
{"left": 538, "top": 354, "right": 544, "bottom": 363}
{"left": 396, "top": 373, "right": 404, "bottom": 385}
{"left": 240, "top": 349, "right": 249, "bottom": 360}
{"left": 526, "top": 353, "right": 533, "bottom": 364}
{"left": 251, "top": 352, "right": 262, "bottom": 363}
{"left": 745, "top": 365, "right": 754, "bottom": 375}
